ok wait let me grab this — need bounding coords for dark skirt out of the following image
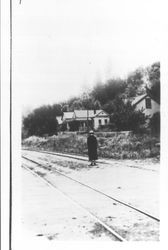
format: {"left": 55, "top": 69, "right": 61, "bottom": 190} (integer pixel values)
{"left": 88, "top": 149, "right": 98, "bottom": 161}
{"left": 87, "top": 135, "right": 98, "bottom": 161}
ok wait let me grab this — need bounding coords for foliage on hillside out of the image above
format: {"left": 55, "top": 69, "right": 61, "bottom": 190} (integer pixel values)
{"left": 146, "top": 62, "right": 160, "bottom": 104}
{"left": 91, "top": 78, "right": 126, "bottom": 105}
{"left": 106, "top": 97, "right": 147, "bottom": 132}
{"left": 23, "top": 104, "right": 62, "bottom": 137}
{"left": 22, "top": 133, "right": 160, "bottom": 159}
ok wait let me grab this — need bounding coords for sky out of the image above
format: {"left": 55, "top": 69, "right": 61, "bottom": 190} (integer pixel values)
{"left": 13, "top": 0, "right": 161, "bottom": 112}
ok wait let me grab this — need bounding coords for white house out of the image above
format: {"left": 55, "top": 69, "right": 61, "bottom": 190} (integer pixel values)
{"left": 57, "top": 109, "right": 110, "bottom": 131}
{"left": 132, "top": 93, "right": 160, "bottom": 117}
{"left": 73, "top": 110, "right": 110, "bottom": 130}
{"left": 92, "top": 110, "right": 110, "bottom": 129}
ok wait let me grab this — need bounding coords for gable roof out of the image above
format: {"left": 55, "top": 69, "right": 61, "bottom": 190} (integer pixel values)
{"left": 132, "top": 92, "right": 160, "bottom": 106}
{"left": 94, "top": 110, "right": 109, "bottom": 117}
{"left": 73, "top": 110, "right": 109, "bottom": 119}
{"left": 63, "top": 112, "right": 74, "bottom": 119}
{"left": 132, "top": 94, "right": 148, "bottom": 106}
{"left": 62, "top": 110, "right": 110, "bottom": 122}
{"left": 74, "top": 110, "right": 98, "bottom": 118}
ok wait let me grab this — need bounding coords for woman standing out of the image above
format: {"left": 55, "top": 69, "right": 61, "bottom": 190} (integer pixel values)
{"left": 87, "top": 130, "right": 98, "bottom": 166}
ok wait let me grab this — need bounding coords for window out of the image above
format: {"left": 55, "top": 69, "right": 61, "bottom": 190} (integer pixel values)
{"left": 99, "top": 119, "right": 102, "bottom": 125}
{"left": 145, "top": 98, "right": 152, "bottom": 109}
{"left": 105, "top": 119, "right": 108, "bottom": 124}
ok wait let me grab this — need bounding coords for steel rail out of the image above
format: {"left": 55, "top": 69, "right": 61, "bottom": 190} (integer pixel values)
{"left": 22, "top": 163, "right": 126, "bottom": 242}
{"left": 22, "top": 155, "right": 160, "bottom": 222}
{"left": 22, "top": 148, "right": 107, "bottom": 164}
{"left": 22, "top": 148, "right": 158, "bottom": 172}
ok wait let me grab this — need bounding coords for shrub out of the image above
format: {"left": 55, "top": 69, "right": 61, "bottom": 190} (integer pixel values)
{"left": 108, "top": 97, "right": 147, "bottom": 132}
{"left": 22, "top": 132, "right": 160, "bottom": 159}
{"left": 23, "top": 105, "right": 62, "bottom": 136}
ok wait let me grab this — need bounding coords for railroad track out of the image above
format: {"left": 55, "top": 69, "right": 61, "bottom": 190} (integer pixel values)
{"left": 22, "top": 154, "right": 160, "bottom": 223}
{"left": 22, "top": 163, "right": 126, "bottom": 241}
{"left": 22, "top": 153, "right": 160, "bottom": 240}
{"left": 22, "top": 148, "right": 158, "bottom": 172}
{"left": 22, "top": 148, "right": 108, "bottom": 164}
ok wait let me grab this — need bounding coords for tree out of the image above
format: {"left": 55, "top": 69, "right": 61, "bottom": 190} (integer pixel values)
{"left": 62, "top": 104, "right": 69, "bottom": 112}
{"left": 102, "top": 100, "right": 116, "bottom": 114}
{"left": 23, "top": 104, "right": 62, "bottom": 137}
{"left": 61, "top": 92, "right": 101, "bottom": 112}
{"left": 81, "top": 92, "right": 101, "bottom": 110}
{"left": 70, "top": 100, "right": 83, "bottom": 110}
{"left": 22, "top": 116, "right": 29, "bottom": 139}
{"left": 92, "top": 79, "right": 126, "bottom": 105}
{"left": 109, "top": 97, "right": 147, "bottom": 132}
{"left": 92, "top": 82, "right": 108, "bottom": 105}
{"left": 93, "top": 100, "right": 101, "bottom": 109}
{"left": 125, "top": 68, "right": 146, "bottom": 98}
{"left": 66, "top": 97, "right": 80, "bottom": 111}
{"left": 147, "top": 62, "right": 160, "bottom": 103}
{"left": 149, "top": 112, "right": 160, "bottom": 135}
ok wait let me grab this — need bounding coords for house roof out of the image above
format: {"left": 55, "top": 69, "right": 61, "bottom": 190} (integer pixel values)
{"left": 132, "top": 94, "right": 148, "bottom": 106}
{"left": 63, "top": 112, "right": 74, "bottom": 119}
{"left": 94, "top": 110, "right": 109, "bottom": 117}
{"left": 132, "top": 92, "right": 160, "bottom": 106}
{"left": 73, "top": 110, "right": 107, "bottom": 119}
{"left": 61, "top": 110, "right": 109, "bottom": 122}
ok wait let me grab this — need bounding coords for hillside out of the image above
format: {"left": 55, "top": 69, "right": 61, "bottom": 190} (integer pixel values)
{"left": 22, "top": 132, "right": 160, "bottom": 160}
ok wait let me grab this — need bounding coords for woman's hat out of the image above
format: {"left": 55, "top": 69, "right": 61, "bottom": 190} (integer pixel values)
{"left": 89, "top": 130, "right": 94, "bottom": 134}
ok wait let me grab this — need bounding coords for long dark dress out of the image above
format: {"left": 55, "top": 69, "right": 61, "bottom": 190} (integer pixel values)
{"left": 87, "top": 135, "right": 98, "bottom": 161}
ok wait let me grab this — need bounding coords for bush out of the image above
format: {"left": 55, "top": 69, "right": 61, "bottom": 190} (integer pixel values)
{"left": 106, "top": 97, "right": 147, "bottom": 132}
{"left": 23, "top": 105, "right": 62, "bottom": 137}
{"left": 22, "top": 132, "right": 160, "bottom": 159}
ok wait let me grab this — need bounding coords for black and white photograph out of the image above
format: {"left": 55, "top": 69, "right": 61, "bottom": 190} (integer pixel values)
{"left": 1, "top": 0, "right": 168, "bottom": 249}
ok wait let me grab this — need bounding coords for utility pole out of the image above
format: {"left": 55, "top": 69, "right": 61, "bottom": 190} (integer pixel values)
{"left": 83, "top": 92, "right": 89, "bottom": 134}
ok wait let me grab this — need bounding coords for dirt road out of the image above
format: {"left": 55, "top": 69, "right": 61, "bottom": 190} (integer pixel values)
{"left": 21, "top": 150, "right": 160, "bottom": 241}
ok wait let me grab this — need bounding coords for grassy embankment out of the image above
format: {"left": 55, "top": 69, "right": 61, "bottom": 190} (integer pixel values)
{"left": 22, "top": 132, "right": 160, "bottom": 160}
